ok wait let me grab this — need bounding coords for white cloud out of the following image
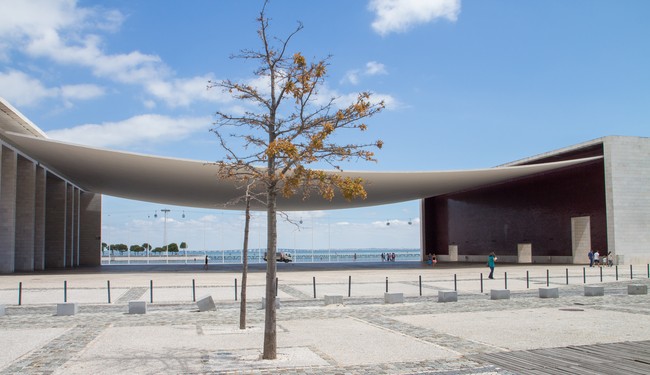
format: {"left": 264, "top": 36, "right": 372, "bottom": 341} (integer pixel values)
{"left": 0, "top": 0, "right": 221, "bottom": 109}
{"left": 47, "top": 114, "right": 211, "bottom": 148}
{"left": 0, "top": 69, "right": 105, "bottom": 107}
{"left": 0, "top": 70, "right": 58, "bottom": 106}
{"left": 365, "top": 61, "right": 387, "bottom": 75}
{"left": 342, "top": 70, "right": 360, "bottom": 85}
{"left": 368, "top": 0, "right": 461, "bottom": 35}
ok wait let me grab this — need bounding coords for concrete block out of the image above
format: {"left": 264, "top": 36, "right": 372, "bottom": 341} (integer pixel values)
{"left": 384, "top": 292, "right": 404, "bottom": 304}
{"left": 57, "top": 302, "right": 78, "bottom": 316}
{"left": 517, "top": 243, "right": 532, "bottom": 263}
{"left": 584, "top": 285, "right": 605, "bottom": 296}
{"left": 438, "top": 290, "right": 458, "bottom": 303}
{"left": 128, "top": 301, "right": 147, "bottom": 314}
{"left": 324, "top": 295, "right": 344, "bottom": 305}
{"left": 539, "top": 287, "right": 559, "bottom": 298}
{"left": 627, "top": 284, "right": 648, "bottom": 295}
{"left": 0, "top": 304, "right": 5, "bottom": 316}
{"left": 448, "top": 245, "right": 458, "bottom": 262}
{"left": 260, "top": 297, "right": 280, "bottom": 310}
{"left": 490, "top": 289, "right": 510, "bottom": 300}
{"left": 196, "top": 295, "right": 216, "bottom": 311}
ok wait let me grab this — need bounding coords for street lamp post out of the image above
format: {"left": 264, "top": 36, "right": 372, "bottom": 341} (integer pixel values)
{"left": 161, "top": 209, "right": 170, "bottom": 264}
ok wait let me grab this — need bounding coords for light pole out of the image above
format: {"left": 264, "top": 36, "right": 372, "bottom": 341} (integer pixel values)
{"left": 160, "top": 209, "right": 170, "bottom": 264}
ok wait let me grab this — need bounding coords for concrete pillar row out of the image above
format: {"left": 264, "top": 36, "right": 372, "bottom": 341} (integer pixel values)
{"left": 74, "top": 187, "right": 81, "bottom": 266}
{"left": 0, "top": 146, "right": 18, "bottom": 273}
{"left": 66, "top": 183, "right": 74, "bottom": 268}
{"left": 34, "top": 166, "right": 46, "bottom": 271}
{"left": 15, "top": 156, "right": 36, "bottom": 271}
{"left": 79, "top": 192, "right": 102, "bottom": 266}
{"left": 45, "top": 174, "right": 66, "bottom": 268}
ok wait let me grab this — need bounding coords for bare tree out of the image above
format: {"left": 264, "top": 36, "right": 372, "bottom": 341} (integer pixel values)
{"left": 209, "top": 1, "right": 384, "bottom": 359}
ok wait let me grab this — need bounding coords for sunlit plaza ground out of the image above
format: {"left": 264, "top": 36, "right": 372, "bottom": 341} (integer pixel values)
{"left": 1, "top": 262, "right": 650, "bottom": 374}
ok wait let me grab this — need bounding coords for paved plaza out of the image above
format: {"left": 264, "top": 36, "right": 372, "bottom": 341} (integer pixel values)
{"left": 1, "top": 262, "right": 649, "bottom": 374}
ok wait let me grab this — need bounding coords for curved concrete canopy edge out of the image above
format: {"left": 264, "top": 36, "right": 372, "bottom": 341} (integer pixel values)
{"left": 4, "top": 131, "right": 601, "bottom": 211}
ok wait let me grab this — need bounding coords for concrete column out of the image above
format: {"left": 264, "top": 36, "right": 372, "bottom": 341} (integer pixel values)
{"left": 45, "top": 174, "right": 66, "bottom": 268}
{"left": 0, "top": 146, "right": 17, "bottom": 273}
{"left": 448, "top": 245, "right": 458, "bottom": 262}
{"left": 74, "top": 187, "right": 80, "bottom": 266}
{"left": 14, "top": 156, "right": 36, "bottom": 271}
{"left": 66, "top": 183, "right": 74, "bottom": 268}
{"left": 33, "top": 166, "right": 46, "bottom": 270}
{"left": 571, "top": 216, "right": 591, "bottom": 264}
{"left": 79, "top": 192, "right": 102, "bottom": 266}
{"left": 517, "top": 243, "right": 532, "bottom": 263}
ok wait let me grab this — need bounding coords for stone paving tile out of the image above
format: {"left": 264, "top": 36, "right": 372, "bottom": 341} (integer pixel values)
{"left": 0, "top": 278, "right": 648, "bottom": 374}
{"left": 115, "top": 287, "right": 149, "bottom": 303}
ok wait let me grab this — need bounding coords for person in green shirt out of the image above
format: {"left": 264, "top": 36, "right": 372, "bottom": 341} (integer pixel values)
{"left": 488, "top": 252, "right": 497, "bottom": 279}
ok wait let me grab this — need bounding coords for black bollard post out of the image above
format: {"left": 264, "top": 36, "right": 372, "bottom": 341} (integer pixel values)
{"left": 454, "top": 274, "right": 457, "bottom": 292}
{"left": 313, "top": 276, "right": 316, "bottom": 299}
{"left": 616, "top": 265, "right": 618, "bottom": 280}
{"left": 107, "top": 280, "right": 111, "bottom": 304}
{"left": 18, "top": 282, "right": 22, "bottom": 306}
{"left": 600, "top": 267, "right": 603, "bottom": 282}
{"left": 583, "top": 267, "right": 586, "bottom": 283}
{"left": 566, "top": 268, "right": 569, "bottom": 285}
{"left": 235, "top": 278, "right": 238, "bottom": 301}
{"left": 546, "top": 269, "right": 549, "bottom": 287}
{"left": 419, "top": 275, "right": 422, "bottom": 296}
{"left": 630, "top": 264, "right": 633, "bottom": 280}
{"left": 150, "top": 280, "right": 153, "bottom": 303}
{"left": 64, "top": 280, "right": 67, "bottom": 302}
{"left": 348, "top": 275, "right": 352, "bottom": 297}
{"left": 386, "top": 277, "right": 389, "bottom": 293}
{"left": 275, "top": 277, "right": 278, "bottom": 297}
{"left": 505, "top": 272, "right": 508, "bottom": 289}
{"left": 480, "top": 273, "right": 483, "bottom": 293}
{"left": 192, "top": 279, "right": 196, "bottom": 302}
{"left": 526, "top": 271, "right": 529, "bottom": 289}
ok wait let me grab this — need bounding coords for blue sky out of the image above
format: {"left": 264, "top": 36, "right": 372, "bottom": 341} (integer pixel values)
{"left": 1, "top": 0, "right": 649, "bottom": 252}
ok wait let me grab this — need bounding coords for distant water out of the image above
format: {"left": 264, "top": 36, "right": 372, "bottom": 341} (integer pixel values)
{"left": 102, "top": 248, "right": 421, "bottom": 264}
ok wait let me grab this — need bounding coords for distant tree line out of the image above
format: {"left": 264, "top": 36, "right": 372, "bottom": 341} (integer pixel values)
{"left": 102, "top": 242, "right": 188, "bottom": 254}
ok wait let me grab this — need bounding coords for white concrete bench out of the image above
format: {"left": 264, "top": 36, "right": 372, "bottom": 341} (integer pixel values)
{"left": 128, "top": 301, "right": 147, "bottom": 314}
{"left": 324, "top": 295, "right": 344, "bottom": 305}
{"left": 490, "top": 289, "right": 510, "bottom": 300}
{"left": 438, "top": 290, "right": 458, "bottom": 303}
{"left": 196, "top": 295, "right": 216, "bottom": 312}
{"left": 384, "top": 292, "right": 404, "bottom": 304}
{"left": 57, "top": 302, "right": 78, "bottom": 316}
{"left": 584, "top": 285, "right": 605, "bottom": 296}
{"left": 260, "top": 297, "right": 280, "bottom": 309}
{"left": 627, "top": 284, "right": 648, "bottom": 295}
{"left": 539, "top": 287, "right": 559, "bottom": 299}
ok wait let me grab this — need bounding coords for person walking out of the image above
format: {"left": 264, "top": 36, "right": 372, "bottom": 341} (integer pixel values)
{"left": 488, "top": 252, "right": 497, "bottom": 279}
{"left": 588, "top": 249, "right": 594, "bottom": 267}
{"left": 594, "top": 250, "right": 600, "bottom": 267}
{"left": 204, "top": 255, "right": 209, "bottom": 270}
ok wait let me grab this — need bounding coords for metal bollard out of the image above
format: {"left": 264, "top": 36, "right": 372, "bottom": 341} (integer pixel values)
{"left": 419, "top": 275, "right": 422, "bottom": 296}
{"left": 192, "top": 279, "right": 196, "bottom": 302}
{"left": 348, "top": 275, "right": 352, "bottom": 297}
{"left": 18, "top": 282, "right": 22, "bottom": 306}
{"left": 386, "top": 277, "right": 388, "bottom": 293}
{"left": 107, "top": 280, "right": 111, "bottom": 304}
{"left": 150, "top": 280, "right": 153, "bottom": 303}
{"left": 526, "top": 271, "right": 529, "bottom": 289}
{"left": 630, "top": 264, "right": 633, "bottom": 280}
{"left": 313, "top": 276, "right": 316, "bottom": 298}
{"left": 480, "top": 273, "right": 483, "bottom": 293}
{"left": 616, "top": 265, "right": 618, "bottom": 280}
{"left": 275, "top": 277, "right": 278, "bottom": 297}
{"left": 583, "top": 267, "right": 586, "bottom": 283}
{"left": 454, "top": 274, "right": 457, "bottom": 291}
{"left": 505, "top": 272, "right": 508, "bottom": 290}
{"left": 600, "top": 267, "right": 603, "bottom": 282}
{"left": 64, "top": 280, "right": 67, "bottom": 302}
{"left": 566, "top": 268, "right": 569, "bottom": 285}
{"left": 235, "top": 278, "right": 238, "bottom": 301}
{"left": 546, "top": 269, "right": 549, "bottom": 287}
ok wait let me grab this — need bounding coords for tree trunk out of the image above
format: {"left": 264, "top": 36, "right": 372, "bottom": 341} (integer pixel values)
{"left": 262, "top": 188, "right": 278, "bottom": 359}
{"left": 240, "top": 193, "right": 251, "bottom": 330}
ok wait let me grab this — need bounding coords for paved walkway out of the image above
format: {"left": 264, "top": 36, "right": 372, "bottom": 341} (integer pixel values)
{"left": 0, "top": 263, "right": 649, "bottom": 374}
